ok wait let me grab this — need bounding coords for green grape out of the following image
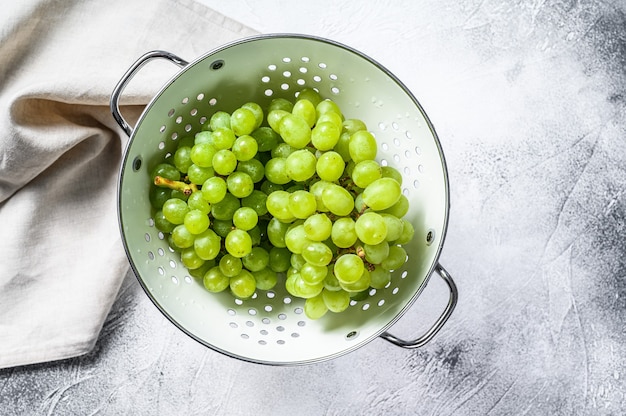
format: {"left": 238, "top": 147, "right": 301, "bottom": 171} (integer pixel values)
{"left": 211, "top": 219, "right": 234, "bottom": 238}
{"left": 194, "top": 229, "right": 221, "bottom": 260}
{"left": 352, "top": 160, "right": 382, "bottom": 188}
{"left": 187, "top": 164, "right": 215, "bottom": 185}
{"left": 184, "top": 209, "right": 210, "bottom": 234}
{"left": 210, "top": 192, "right": 240, "bottom": 221}
{"left": 304, "top": 293, "right": 328, "bottom": 319}
{"left": 311, "top": 121, "right": 341, "bottom": 151}
{"left": 355, "top": 211, "right": 387, "bottom": 245}
{"left": 267, "top": 109, "right": 290, "bottom": 132}
{"left": 251, "top": 127, "right": 281, "bottom": 152}
{"left": 181, "top": 247, "right": 205, "bottom": 270}
{"left": 381, "top": 165, "right": 403, "bottom": 185}
{"left": 231, "top": 135, "right": 258, "bottom": 161}
{"left": 315, "top": 151, "right": 345, "bottom": 182}
{"left": 334, "top": 253, "right": 364, "bottom": 284}
{"left": 363, "top": 241, "right": 390, "bottom": 264}
{"left": 309, "top": 180, "right": 330, "bottom": 212}
{"left": 170, "top": 189, "right": 189, "bottom": 202}
{"left": 322, "top": 289, "right": 351, "bottom": 313}
{"left": 171, "top": 224, "right": 195, "bottom": 248}
{"left": 302, "top": 213, "right": 332, "bottom": 242}
{"left": 266, "top": 190, "right": 294, "bottom": 222}
{"left": 340, "top": 268, "right": 371, "bottom": 293}
{"left": 231, "top": 107, "right": 257, "bottom": 136}
{"left": 173, "top": 145, "right": 193, "bottom": 173}
{"left": 381, "top": 245, "right": 407, "bottom": 270}
{"left": 316, "top": 99, "right": 342, "bottom": 119}
{"left": 241, "top": 102, "right": 264, "bottom": 129}
{"left": 300, "top": 262, "right": 327, "bottom": 284}
{"left": 236, "top": 158, "right": 265, "bottom": 183}
{"left": 323, "top": 266, "right": 342, "bottom": 291}
{"left": 248, "top": 224, "right": 263, "bottom": 246}
{"left": 212, "top": 149, "right": 238, "bottom": 176}
{"left": 279, "top": 113, "right": 311, "bottom": 149}
{"left": 242, "top": 246, "right": 269, "bottom": 272}
{"left": 348, "top": 130, "right": 377, "bottom": 163}
{"left": 229, "top": 269, "right": 256, "bottom": 299}
{"left": 292, "top": 98, "right": 316, "bottom": 128}
{"left": 188, "top": 260, "right": 214, "bottom": 279}
{"left": 271, "top": 142, "right": 296, "bottom": 159}
{"left": 264, "top": 157, "right": 291, "bottom": 185}
{"left": 395, "top": 219, "right": 415, "bottom": 245}
{"left": 194, "top": 130, "right": 213, "bottom": 145}
{"left": 151, "top": 163, "right": 180, "bottom": 181}
{"left": 201, "top": 176, "right": 227, "bottom": 204}
{"left": 381, "top": 213, "right": 403, "bottom": 242}
{"left": 285, "top": 149, "right": 317, "bottom": 182}
{"left": 190, "top": 142, "right": 217, "bottom": 168}
{"left": 285, "top": 272, "right": 300, "bottom": 297}
{"left": 288, "top": 190, "right": 317, "bottom": 219}
{"left": 219, "top": 254, "right": 243, "bottom": 277}
{"left": 268, "top": 246, "right": 291, "bottom": 273}
{"left": 344, "top": 160, "right": 356, "bottom": 177}
{"left": 321, "top": 183, "right": 354, "bottom": 216}
{"left": 232, "top": 207, "right": 258, "bottom": 231}
{"left": 293, "top": 274, "right": 324, "bottom": 299}
{"left": 325, "top": 238, "right": 339, "bottom": 257}
{"left": 210, "top": 127, "right": 236, "bottom": 150}
{"left": 187, "top": 164, "right": 214, "bottom": 185}
{"left": 334, "top": 132, "right": 352, "bottom": 162}
{"left": 290, "top": 253, "right": 306, "bottom": 270}
{"left": 284, "top": 224, "right": 311, "bottom": 254}
{"left": 227, "top": 171, "right": 254, "bottom": 199}
{"left": 269, "top": 97, "right": 294, "bottom": 113}
{"left": 301, "top": 241, "right": 333, "bottom": 267}
{"left": 353, "top": 192, "right": 367, "bottom": 213}
{"left": 187, "top": 191, "right": 210, "bottom": 214}
{"left": 167, "top": 234, "right": 182, "bottom": 252}
{"left": 370, "top": 265, "right": 391, "bottom": 289}
{"left": 225, "top": 229, "right": 253, "bottom": 258}
{"left": 209, "top": 111, "right": 231, "bottom": 131}
{"left": 162, "top": 198, "right": 189, "bottom": 224}
{"left": 267, "top": 217, "right": 290, "bottom": 248}
{"left": 203, "top": 266, "right": 230, "bottom": 292}
{"left": 150, "top": 186, "right": 171, "bottom": 210}
{"left": 253, "top": 268, "right": 278, "bottom": 290}
{"left": 153, "top": 210, "right": 175, "bottom": 233}
{"left": 317, "top": 112, "right": 343, "bottom": 130}
{"left": 362, "top": 178, "right": 402, "bottom": 211}
{"left": 242, "top": 190, "right": 268, "bottom": 216}
{"left": 331, "top": 217, "right": 357, "bottom": 248}
{"left": 297, "top": 88, "right": 322, "bottom": 107}
{"left": 342, "top": 118, "right": 367, "bottom": 135}
{"left": 382, "top": 194, "right": 409, "bottom": 218}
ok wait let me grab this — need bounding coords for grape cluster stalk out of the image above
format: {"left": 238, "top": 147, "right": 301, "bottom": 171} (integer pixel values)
{"left": 150, "top": 88, "right": 415, "bottom": 319}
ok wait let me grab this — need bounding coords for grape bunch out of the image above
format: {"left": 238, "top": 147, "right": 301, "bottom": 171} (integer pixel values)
{"left": 149, "top": 88, "right": 415, "bottom": 319}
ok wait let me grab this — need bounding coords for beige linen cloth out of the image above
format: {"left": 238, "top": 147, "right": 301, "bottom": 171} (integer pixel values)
{"left": 0, "top": 0, "right": 256, "bottom": 369}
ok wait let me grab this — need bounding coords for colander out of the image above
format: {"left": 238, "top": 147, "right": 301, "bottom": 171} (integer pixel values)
{"left": 110, "top": 34, "right": 458, "bottom": 365}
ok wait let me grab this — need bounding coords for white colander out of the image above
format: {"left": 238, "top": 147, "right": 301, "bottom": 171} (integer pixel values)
{"left": 110, "top": 34, "right": 457, "bottom": 365}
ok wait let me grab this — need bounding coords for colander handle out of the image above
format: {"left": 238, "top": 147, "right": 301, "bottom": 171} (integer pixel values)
{"left": 110, "top": 50, "right": 189, "bottom": 137}
{"left": 380, "top": 263, "right": 458, "bottom": 348}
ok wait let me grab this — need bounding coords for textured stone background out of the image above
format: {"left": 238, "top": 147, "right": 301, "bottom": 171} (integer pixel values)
{"left": 1, "top": 0, "right": 625, "bottom": 414}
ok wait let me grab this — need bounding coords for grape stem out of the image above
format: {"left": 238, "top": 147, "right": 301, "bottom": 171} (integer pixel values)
{"left": 154, "top": 176, "right": 197, "bottom": 195}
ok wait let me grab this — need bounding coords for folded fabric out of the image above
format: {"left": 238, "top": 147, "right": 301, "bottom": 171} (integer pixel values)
{"left": 0, "top": 0, "right": 257, "bottom": 369}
